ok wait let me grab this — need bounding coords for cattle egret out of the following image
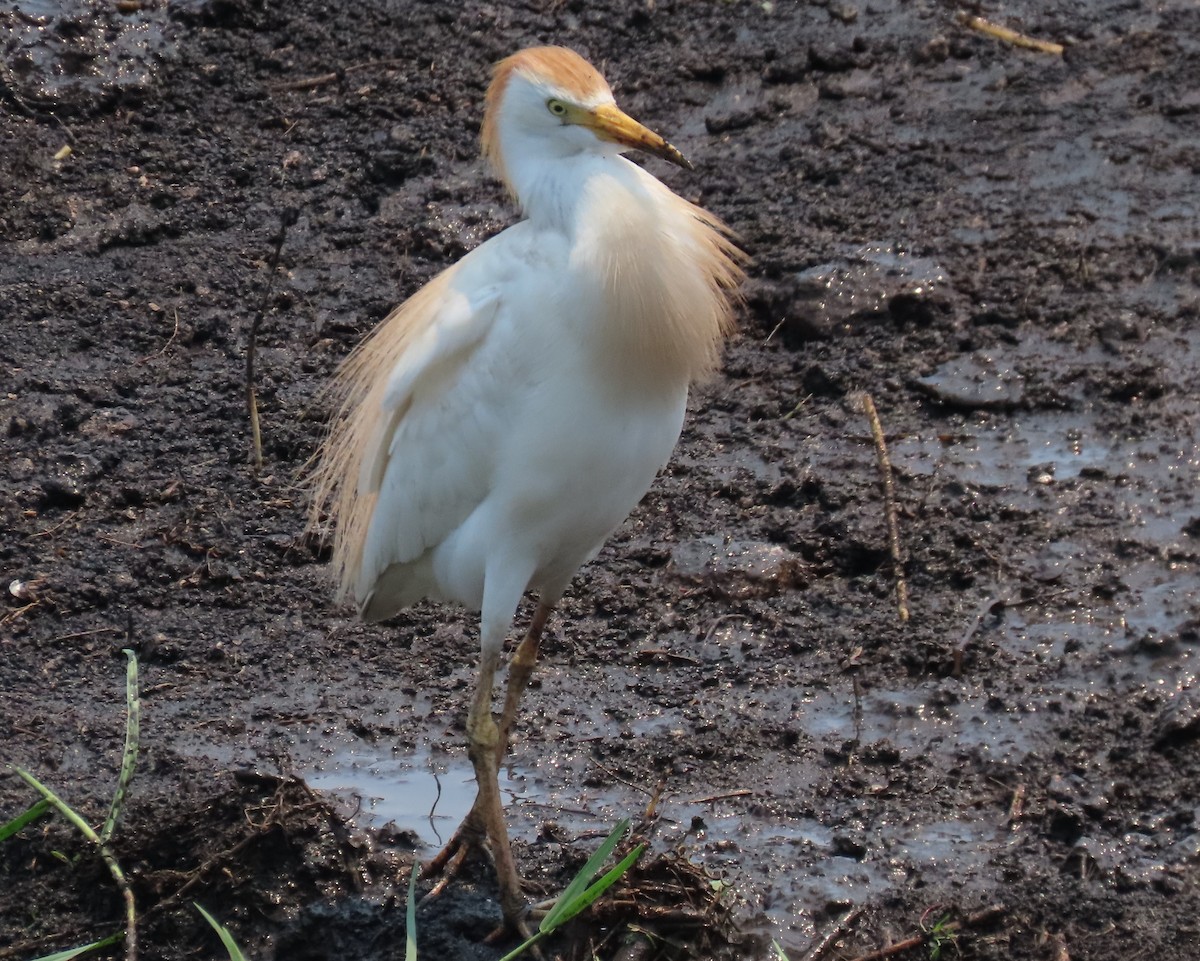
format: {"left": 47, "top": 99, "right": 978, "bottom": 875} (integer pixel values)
{"left": 309, "top": 46, "right": 743, "bottom": 926}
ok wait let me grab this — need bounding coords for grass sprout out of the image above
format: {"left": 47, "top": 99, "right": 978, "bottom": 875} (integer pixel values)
{"left": 925, "top": 913, "right": 959, "bottom": 961}
{"left": 25, "top": 933, "right": 124, "bottom": 961}
{"left": 0, "top": 797, "right": 52, "bottom": 842}
{"left": 5, "top": 650, "right": 141, "bottom": 961}
{"left": 405, "top": 863, "right": 419, "bottom": 961}
{"left": 195, "top": 903, "right": 249, "bottom": 961}
{"left": 497, "top": 818, "right": 645, "bottom": 961}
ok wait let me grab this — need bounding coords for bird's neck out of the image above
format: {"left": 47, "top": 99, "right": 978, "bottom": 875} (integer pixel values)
{"left": 507, "top": 150, "right": 621, "bottom": 234}
{"left": 510, "top": 156, "right": 737, "bottom": 392}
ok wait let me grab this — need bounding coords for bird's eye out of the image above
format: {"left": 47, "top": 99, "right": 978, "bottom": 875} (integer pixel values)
{"left": 546, "top": 99, "right": 569, "bottom": 119}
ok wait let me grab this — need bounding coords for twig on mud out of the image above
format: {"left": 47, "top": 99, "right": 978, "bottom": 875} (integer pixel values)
{"left": 246, "top": 209, "right": 298, "bottom": 472}
{"left": 954, "top": 588, "right": 1074, "bottom": 675}
{"left": 845, "top": 905, "right": 1007, "bottom": 961}
{"left": 151, "top": 830, "right": 264, "bottom": 912}
{"left": 859, "top": 394, "right": 909, "bottom": 623}
{"left": 643, "top": 777, "right": 668, "bottom": 820}
{"left": 635, "top": 648, "right": 702, "bottom": 665}
{"left": 701, "top": 612, "right": 749, "bottom": 644}
{"left": 683, "top": 789, "right": 753, "bottom": 806}
{"left": 0, "top": 58, "right": 78, "bottom": 143}
{"left": 1046, "top": 931, "right": 1070, "bottom": 961}
{"left": 0, "top": 601, "right": 40, "bottom": 629}
{"left": 270, "top": 59, "right": 411, "bottom": 92}
{"left": 589, "top": 759, "right": 660, "bottom": 800}
{"left": 137, "top": 307, "right": 181, "bottom": 364}
{"left": 953, "top": 596, "right": 1007, "bottom": 676}
{"left": 1007, "top": 783, "right": 1026, "bottom": 825}
{"left": 957, "top": 14, "right": 1064, "bottom": 56}
{"left": 151, "top": 777, "right": 321, "bottom": 914}
{"left": 803, "top": 907, "right": 863, "bottom": 961}
{"left": 24, "top": 509, "right": 81, "bottom": 540}
{"left": 272, "top": 72, "right": 339, "bottom": 92}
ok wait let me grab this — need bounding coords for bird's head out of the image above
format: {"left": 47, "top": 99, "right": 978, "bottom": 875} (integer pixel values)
{"left": 482, "top": 46, "right": 691, "bottom": 194}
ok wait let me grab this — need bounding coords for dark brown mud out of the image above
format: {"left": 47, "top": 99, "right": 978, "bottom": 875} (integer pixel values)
{"left": 2, "top": 1, "right": 1199, "bottom": 959}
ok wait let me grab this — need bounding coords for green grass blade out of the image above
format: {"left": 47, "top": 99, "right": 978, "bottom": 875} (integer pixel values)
{"left": 27, "top": 932, "right": 123, "bottom": 961}
{"left": 498, "top": 820, "right": 645, "bottom": 961}
{"left": 195, "top": 903, "right": 248, "bottom": 961}
{"left": 547, "top": 843, "right": 644, "bottom": 924}
{"left": 100, "top": 649, "right": 140, "bottom": 846}
{"left": 540, "top": 818, "right": 630, "bottom": 932}
{"left": 771, "top": 941, "right": 791, "bottom": 960}
{"left": 405, "top": 862, "right": 419, "bottom": 961}
{"left": 11, "top": 767, "right": 101, "bottom": 845}
{"left": 0, "top": 798, "right": 52, "bottom": 842}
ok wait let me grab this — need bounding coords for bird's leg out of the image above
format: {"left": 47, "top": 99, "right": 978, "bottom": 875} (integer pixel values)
{"left": 424, "top": 652, "right": 494, "bottom": 883}
{"left": 421, "top": 645, "right": 529, "bottom": 929}
{"left": 422, "top": 646, "right": 500, "bottom": 879}
{"left": 496, "top": 602, "right": 553, "bottom": 764}
{"left": 465, "top": 645, "right": 529, "bottom": 927}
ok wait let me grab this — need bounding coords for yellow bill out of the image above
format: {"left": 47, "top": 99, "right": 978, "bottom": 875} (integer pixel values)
{"left": 582, "top": 103, "right": 693, "bottom": 170}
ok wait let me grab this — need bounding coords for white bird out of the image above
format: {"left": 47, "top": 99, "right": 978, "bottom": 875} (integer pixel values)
{"left": 309, "top": 45, "right": 743, "bottom": 927}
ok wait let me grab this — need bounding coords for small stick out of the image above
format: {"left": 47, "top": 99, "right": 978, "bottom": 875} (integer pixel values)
{"left": 958, "top": 14, "right": 1064, "bottom": 56}
{"left": 846, "top": 905, "right": 1006, "bottom": 961}
{"left": 136, "top": 307, "right": 181, "bottom": 364}
{"left": 684, "top": 789, "right": 753, "bottom": 806}
{"left": 271, "top": 72, "right": 339, "bottom": 92}
{"left": 860, "top": 394, "right": 909, "bottom": 622}
{"left": 636, "top": 648, "right": 702, "bottom": 665}
{"left": 270, "top": 59, "right": 411, "bottom": 92}
{"left": 643, "top": 776, "right": 668, "bottom": 820}
{"left": 589, "top": 758, "right": 659, "bottom": 799}
{"left": 953, "top": 596, "right": 1006, "bottom": 676}
{"left": 246, "top": 209, "right": 298, "bottom": 471}
{"left": 803, "top": 907, "right": 863, "bottom": 961}
{"left": 1007, "top": 783, "right": 1026, "bottom": 823}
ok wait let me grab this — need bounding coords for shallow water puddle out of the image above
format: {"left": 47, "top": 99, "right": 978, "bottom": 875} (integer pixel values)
{"left": 304, "top": 744, "right": 501, "bottom": 846}
{"left": 299, "top": 734, "right": 629, "bottom": 847}
{"left": 7, "top": 0, "right": 171, "bottom": 105}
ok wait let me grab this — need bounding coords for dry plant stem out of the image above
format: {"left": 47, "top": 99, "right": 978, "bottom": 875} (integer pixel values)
{"left": 11, "top": 768, "right": 138, "bottom": 961}
{"left": 846, "top": 905, "right": 1006, "bottom": 961}
{"left": 246, "top": 210, "right": 297, "bottom": 471}
{"left": 1007, "top": 783, "right": 1026, "bottom": 823}
{"left": 953, "top": 596, "right": 1003, "bottom": 676}
{"left": 685, "top": 789, "right": 753, "bottom": 805}
{"left": 860, "top": 394, "right": 910, "bottom": 622}
{"left": 958, "top": 14, "right": 1064, "bottom": 56}
{"left": 270, "top": 58, "right": 410, "bottom": 92}
{"left": 803, "top": 907, "right": 863, "bottom": 961}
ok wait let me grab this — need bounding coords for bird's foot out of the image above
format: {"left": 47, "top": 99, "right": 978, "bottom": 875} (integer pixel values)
{"left": 419, "top": 815, "right": 489, "bottom": 903}
{"left": 418, "top": 818, "right": 537, "bottom": 947}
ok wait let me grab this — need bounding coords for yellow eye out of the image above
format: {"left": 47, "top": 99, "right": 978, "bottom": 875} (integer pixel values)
{"left": 546, "top": 99, "right": 569, "bottom": 119}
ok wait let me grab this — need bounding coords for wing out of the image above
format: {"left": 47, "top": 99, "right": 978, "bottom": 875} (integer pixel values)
{"left": 308, "top": 258, "right": 503, "bottom": 616}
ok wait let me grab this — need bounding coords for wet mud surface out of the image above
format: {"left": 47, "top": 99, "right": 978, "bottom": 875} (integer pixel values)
{"left": 3, "top": 1, "right": 1199, "bottom": 959}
